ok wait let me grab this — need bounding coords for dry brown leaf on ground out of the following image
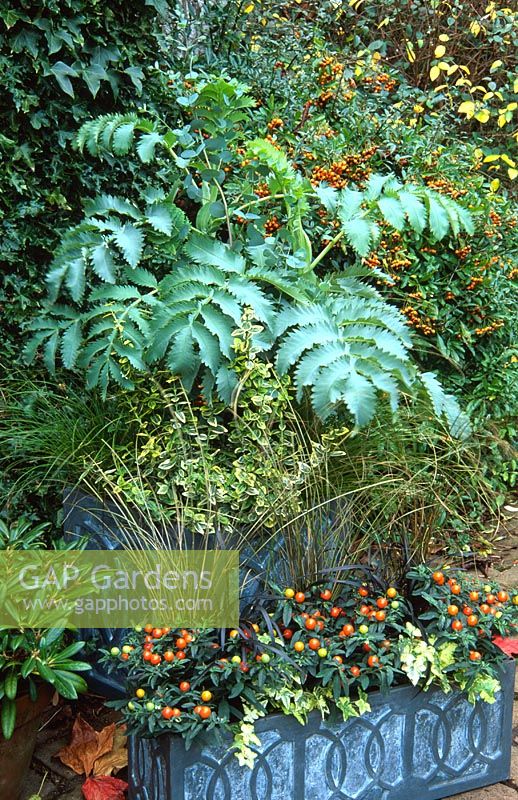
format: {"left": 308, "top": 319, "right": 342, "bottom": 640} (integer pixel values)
{"left": 82, "top": 775, "right": 128, "bottom": 800}
{"left": 57, "top": 715, "right": 116, "bottom": 776}
{"left": 93, "top": 725, "right": 128, "bottom": 776}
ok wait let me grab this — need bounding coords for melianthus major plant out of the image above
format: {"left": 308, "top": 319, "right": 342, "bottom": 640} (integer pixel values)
{"left": 26, "top": 73, "right": 475, "bottom": 430}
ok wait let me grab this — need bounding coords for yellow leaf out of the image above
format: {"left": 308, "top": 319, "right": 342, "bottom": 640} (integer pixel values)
{"left": 434, "top": 45, "right": 446, "bottom": 58}
{"left": 438, "top": 61, "right": 450, "bottom": 70}
{"left": 470, "top": 21, "right": 481, "bottom": 35}
{"left": 490, "top": 59, "right": 503, "bottom": 72}
{"left": 514, "top": 78, "right": 518, "bottom": 94}
{"left": 439, "top": 33, "right": 450, "bottom": 42}
{"left": 501, "top": 154, "right": 516, "bottom": 167}
{"left": 498, "top": 114, "right": 507, "bottom": 127}
{"left": 459, "top": 65, "right": 471, "bottom": 74}
{"left": 474, "top": 109, "right": 490, "bottom": 122}
{"left": 430, "top": 65, "right": 441, "bottom": 81}
{"left": 378, "top": 16, "right": 390, "bottom": 27}
{"left": 406, "top": 41, "right": 416, "bottom": 63}
{"left": 508, "top": 168, "right": 518, "bottom": 180}
{"left": 490, "top": 179, "right": 500, "bottom": 192}
{"left": 483, "top": 154, "right": 500, "bottom": 162}
{"left": 507, "top": 102, "right": 517, "bottom": 112}
{"left": 243, "top": 1, "right": 254, "bottom": 11}
{"left": 474, "top": 148, "right": 483, "bottom": 158}
{"left": 447, "top": 64, "right": 459, "bottom": 75}
{"left": 458, "top": 100, "right": 475, "bottom": 116}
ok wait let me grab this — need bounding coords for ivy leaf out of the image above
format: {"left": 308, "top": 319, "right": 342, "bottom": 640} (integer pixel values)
{"left": 113, "top": 224, "right": 144, "bottom": 267}
{"left": 50, "top": 61, "right": 78, "bottom": 97}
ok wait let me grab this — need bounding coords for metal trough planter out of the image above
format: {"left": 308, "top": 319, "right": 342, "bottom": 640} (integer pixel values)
{"left": 128, "top": 658, "right": 515, "bottom": 800}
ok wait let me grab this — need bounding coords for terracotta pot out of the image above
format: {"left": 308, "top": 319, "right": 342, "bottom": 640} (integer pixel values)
{"left": 0, "top": 684, "right": 54, "bottom": 800}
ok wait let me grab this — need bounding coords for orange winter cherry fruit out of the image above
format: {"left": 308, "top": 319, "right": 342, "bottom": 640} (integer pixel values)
{"left": 376, "top": 597, "right": 389, "bottom": 609}
{"left": 367, "top": 655, "right": 380, "bottom": 667}
{"left": 469, "top": 651, "right": 482, "bottom": 661}
{"left": 452, "top": 619, "right": 463, "bottom": 632}
{"left": 294, "top": 641, "right": 305, "bottom": 652}
{"left": 447, "top": 604, "right": 459, "bottom": 616}
{"left": 294, "top": 592, "right": 306, "bottom": 603}
{"left": 308, "top": 638, "right": 321, "bottom": 650}
{"left": 320, "top": 589, "right": 332, "bottom": 601}
{"left": 432, "top": 571, "right": 445, "bottom": 585}
{"left": 467, "top": 614, "right": 479, "bottom": 627}
{"left": 179, "top": 681, "right": 190, "bottom": 692}
{"left": 386, "top": 588, "right": 397, "bottom": 599}
{"left": 305, "top": 618, "right": 317, "bottom": 631}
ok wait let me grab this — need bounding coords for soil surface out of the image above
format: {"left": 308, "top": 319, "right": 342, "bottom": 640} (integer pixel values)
{"left": 21, "top": 510, "right": 518, "bottom": 800}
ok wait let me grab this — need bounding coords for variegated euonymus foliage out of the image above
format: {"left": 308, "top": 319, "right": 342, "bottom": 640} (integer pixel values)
{"left": 26, "top": 75, "right": 474, "bottom": 432}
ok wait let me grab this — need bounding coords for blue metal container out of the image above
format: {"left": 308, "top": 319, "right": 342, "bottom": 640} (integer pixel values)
{"left": 128, "top": 658, "right": 515, "bottom": 800}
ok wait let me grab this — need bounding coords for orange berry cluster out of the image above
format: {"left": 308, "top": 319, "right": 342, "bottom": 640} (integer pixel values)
{"left": 401, "top": 305, "right": 437, "bottom": 335}
{"left": 361, "top": 73, "right": 396, "bottom": 93}
{"left": 267, "top": 117, "right": 284, "bottom": 130}
{"left": 310, "top": 146, "right": 377, "bottom": 188}
{"left": 466, "top": 276, "right": 483, "bottom": 290}
{"left": 255, "top": 182, "right": 270, "bottom": 198}
{"left": 264, "top": 215, "right": 281, "bottom": 234}
{"left": 454, "top": 245, "right": 471, "bottom": 260}
{"left": 316, "top": 89, "right": 334, "bottom": 107}
{"left": 475, "top": 320, "right": 504, "bottom": 336}
{"left": 424, "top": 176, "right": 467, "bottom": 200}
{"left": 318, "top": 56, "right": 344, "bottom": 86}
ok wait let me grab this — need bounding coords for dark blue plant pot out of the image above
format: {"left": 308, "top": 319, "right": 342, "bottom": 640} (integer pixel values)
{"left": 63, "top": 488, "right": 283, "bottom": 696}
{"left": 127, "top": 659, "right": 515, "bottom": 800}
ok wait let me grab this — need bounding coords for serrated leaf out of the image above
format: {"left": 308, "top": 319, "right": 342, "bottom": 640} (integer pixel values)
{"left": 338, "top": 189, "right": 364, "bottom": 221}
{"left": 91, "top": 243, "right": 116, "bottom": 283}
{"left": 341, "top": 370, "right": 377, "bottom": 427}
{"left": 61, "top": 321, "right": 82, "bottom": 369}
{"left": 398, "top": 191, "right": 426, "bottom": 235}
{"left": 426, "top": 195, "right": 450, "bottom": 240}
{"left": 65, "top": 258, "right": 86, "bottom": 302}
{"left": 201, "top": 306, "right": 233, "bottom": 358}
{"left": 185, "top": 233, "right": 245, "bottom": 273}
{"left": 137, "top": 131, "right": 162, "bottom": 162}
{"left": 377, "top": 196, "right": 406, "bottom": 230}
{"left": 341, "top": 217, "right": 372, "bottom": 256}
{"left": 112, "top": 122, "right": 135, "bottom": 154}
{"left": 146, "top": 204, "right": 173, "bottom": 235}
{"left": 191, "top": 322, "right": 222, "bottom": 372}
{"left": 216, "top": 365, "right": 238, "bottom": 403}
{"left": 113, "top": 224, "right": 144, "bottom": 267}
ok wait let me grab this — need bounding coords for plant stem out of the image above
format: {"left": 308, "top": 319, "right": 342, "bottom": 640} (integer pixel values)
{"left": 309, "top": 229, "right": 345, "bottom": 271}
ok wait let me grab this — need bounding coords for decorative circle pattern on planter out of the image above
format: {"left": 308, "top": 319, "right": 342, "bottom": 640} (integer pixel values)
{"left": 128, "top": 659, "right": 514, "bottom": 800}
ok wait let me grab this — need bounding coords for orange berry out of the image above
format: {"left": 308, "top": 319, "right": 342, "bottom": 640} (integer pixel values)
{"left": 294, "top": 641, "right": 305, "bottom": 652}
{"left": 432, "top": 571, "right": 445, "bottom": 585}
